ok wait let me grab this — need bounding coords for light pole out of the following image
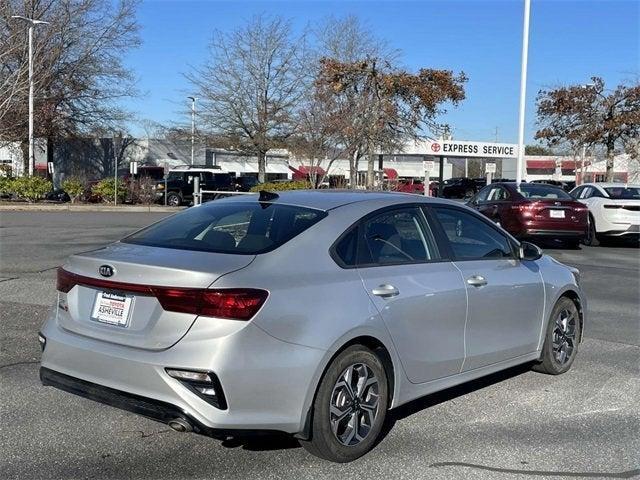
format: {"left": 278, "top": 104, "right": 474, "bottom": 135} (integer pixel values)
{"left": 515, "top": 0, "right": 531, "bottom": 185}
{"left": 12, "top": 15, "right": 49, "bottom": 177}
{"left": 187, "top": 96, "right": 196, "bottom": 165}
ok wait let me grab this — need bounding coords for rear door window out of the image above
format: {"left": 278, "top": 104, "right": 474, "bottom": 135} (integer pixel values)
{"left": 359, "top": 207, "right": 439, "bottom": 266}
{"left": 123, "top": 202, "right": 327, "bottom": 254}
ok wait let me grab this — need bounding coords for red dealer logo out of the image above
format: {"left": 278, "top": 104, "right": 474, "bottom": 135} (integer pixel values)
{"left": 430, "top": 143, "right": 441, "bottom": 153}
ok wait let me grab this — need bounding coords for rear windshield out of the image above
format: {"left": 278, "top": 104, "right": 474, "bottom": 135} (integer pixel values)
{"left": 517, "top": 184, "right": 572, "bottom": 200}
{"left": 604, "top": 187, "right": 640, "bottom": 199}
{"left": 123, "top": 202, "right": 327, "bottom": 254}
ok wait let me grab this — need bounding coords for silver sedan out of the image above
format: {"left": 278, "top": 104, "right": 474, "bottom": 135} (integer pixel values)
{"left": 39, "top": 190, "right": 585, "bottom": 462}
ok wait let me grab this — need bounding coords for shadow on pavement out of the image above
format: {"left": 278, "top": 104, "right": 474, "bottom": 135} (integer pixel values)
{"left": 220, "top": 431, "right": 301, "bottom": 451}
{"left": 429, "top": 462, "right": 640, "bottom": 479}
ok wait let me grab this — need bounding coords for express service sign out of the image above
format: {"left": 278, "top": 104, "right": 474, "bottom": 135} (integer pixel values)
{"left": 427, "top": 140, "right": 518, "bottom": 158}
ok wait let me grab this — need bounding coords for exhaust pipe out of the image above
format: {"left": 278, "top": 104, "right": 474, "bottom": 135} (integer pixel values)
{"left": 168, "top": 417, "right": 193, "bottom": 433}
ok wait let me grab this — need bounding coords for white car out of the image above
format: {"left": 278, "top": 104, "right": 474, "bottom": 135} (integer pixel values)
{"left": 570, "top": 183, "right": 640, "bottom": 245}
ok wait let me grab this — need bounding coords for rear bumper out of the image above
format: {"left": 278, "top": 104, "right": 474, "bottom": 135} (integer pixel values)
{"left": 39, "top": 367, "right": 259, "bottom": 438}
{"left": 600, "top": 224, "right": 640, "bottom": 237}
{"left": 40, "top": 311, "right": 325, "bottom": 435}
{"left": 523, "top": 229, "right": 585, "bottom": 238}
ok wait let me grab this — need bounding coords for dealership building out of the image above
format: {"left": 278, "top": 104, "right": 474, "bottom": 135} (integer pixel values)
{"left": 2, "top": 137, "right": 638, "bottom": 185}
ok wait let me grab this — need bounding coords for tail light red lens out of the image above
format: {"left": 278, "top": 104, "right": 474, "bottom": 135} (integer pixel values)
{"left": 154, "top": 288, "right": 268, "bottom": 320}
{"left": 56, "top": 268, "right": 268, "bottom": 320}
{"left": 56, "top": 267, "right": 76, "bottom": 293}
{"left": 511, "top": 202, "right": 537, "bottom": 215}
{"left": 199, "top": 289, "right": 269, "bottom": 320}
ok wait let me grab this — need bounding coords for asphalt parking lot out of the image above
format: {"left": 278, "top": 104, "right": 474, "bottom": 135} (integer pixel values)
{"left": 1, "top": 211, "right": 638, "bottom": 480}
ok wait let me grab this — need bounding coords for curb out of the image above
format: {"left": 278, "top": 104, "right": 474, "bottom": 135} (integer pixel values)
{"left": 0, "top": 204, "right": 184, "bottom": 213}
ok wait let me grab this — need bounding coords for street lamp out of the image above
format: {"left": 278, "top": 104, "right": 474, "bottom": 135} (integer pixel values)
{"left": 12, "top": 15, "right": 49, "bottom": 177}
{"left": 515, "top": 0, "right": 531, "bottom": 185}
{"left": 187, "top": 96, "right": 197, "bottom": 165}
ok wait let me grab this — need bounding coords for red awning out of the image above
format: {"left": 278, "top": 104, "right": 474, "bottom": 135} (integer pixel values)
{"left": 383, "top": 168, "right": 398, "bottom": 180}
{"left": 296, "top": 165, "right": 325, "bottom": 175}
{"left": 289, "top": 165, "right": 326, "bottom": 180}
{"left": 526, "top": 159, "right": 577, "bottom": 169}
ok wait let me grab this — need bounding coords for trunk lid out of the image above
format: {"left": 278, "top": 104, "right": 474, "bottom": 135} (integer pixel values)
{"left": 530, "top": 199, "right": 587, "bottom": 224}
{"left": 602, "top": 199, "right": 640, "bottom": 224}
{"left": 56, "top": 242, "right": 254, "bottom": 350}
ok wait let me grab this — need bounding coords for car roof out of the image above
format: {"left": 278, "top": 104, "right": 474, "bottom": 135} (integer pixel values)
{"left": 580, "top": 182, "right": 639, "bottom": 188}
{"left": 212, "top": 189, "right": 458, "bottom": 211}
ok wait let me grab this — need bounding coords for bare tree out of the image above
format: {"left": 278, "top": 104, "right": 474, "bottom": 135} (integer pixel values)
{"left": 535, "top": 77, "right": 640, "bottom": 181}
{"left": 186, "top": 15, "right": 307, "bottom": 183}
{"left": 0, "top": 0, "right": 141, "bottom": 170}
{"left": 311, "top": 15, "right": 395, "bottom": 187}
{"left": 316, "top": 57, "right": 467, "bottom": 188}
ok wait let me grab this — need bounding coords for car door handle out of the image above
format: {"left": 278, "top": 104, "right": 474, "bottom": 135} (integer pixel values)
{"left": 466, "top": 275, "right": 488, "bottom": 287}
{"left": 371, "top": 284, "right": 400, "bottom": 298}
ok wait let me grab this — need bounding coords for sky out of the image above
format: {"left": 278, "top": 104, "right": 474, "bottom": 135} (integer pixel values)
{"left": 125, "top": 0, "right": 639, "bottom": 144}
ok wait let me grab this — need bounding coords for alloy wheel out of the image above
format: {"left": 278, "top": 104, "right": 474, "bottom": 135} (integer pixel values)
{"left": 329, "top": 363, "right": 380, "bottom": 447}
{"left": 552, "top": 308, "right": 577, "bottom": 365}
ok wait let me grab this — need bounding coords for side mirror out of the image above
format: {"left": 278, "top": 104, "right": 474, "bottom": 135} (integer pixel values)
{"left": 519, "top": 241, "right": 543, "bottom": 261}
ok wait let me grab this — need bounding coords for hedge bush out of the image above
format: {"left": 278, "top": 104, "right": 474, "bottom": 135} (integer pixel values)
{"left": 92, "top": 178, "right": 127, "bottom": 203}
{"left": 0, "top": 176, "right": 14, "bottom": 196}
{"left": 249, "top": 180, "right": 311, "bottom": 192}
{"left": 11, "top": 176, "right": 52, "bottom": 202}
{"left": 61, "top": 177, "right": 85, "bottom": 203}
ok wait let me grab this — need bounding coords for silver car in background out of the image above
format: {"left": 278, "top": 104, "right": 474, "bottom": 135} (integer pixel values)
{"left": 40, "top": 191, "right": 585, "bottom": 462}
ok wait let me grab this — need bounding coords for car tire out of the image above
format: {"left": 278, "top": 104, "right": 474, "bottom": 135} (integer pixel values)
{"left": 533, "top": 297, "right": 581, "bottom": 375}
{"left": 300, "top": 345, "right": 389, "bottom": 463}
{"left": 583, "top": 215, "right": 600, "bottom": 246}
{"left": 167, "top": 192, "right": 182, "bottom": 207}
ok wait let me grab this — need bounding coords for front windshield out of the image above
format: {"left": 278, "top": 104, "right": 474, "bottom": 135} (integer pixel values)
{"left": 604, "top": 187, "right": 640, "bottom": 199}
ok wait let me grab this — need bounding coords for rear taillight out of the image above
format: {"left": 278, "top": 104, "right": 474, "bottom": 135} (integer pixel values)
{"left": 154, "top": 288, "right": 268, "bottom": 320}
{"left": 511, "top": 202, "right": 537, "bottom": 215}
{"left": 56, "top": 267, "right": 76, "bottom": 293}
{"left": 56, "top": 268, "right": 268, "bottom": 321}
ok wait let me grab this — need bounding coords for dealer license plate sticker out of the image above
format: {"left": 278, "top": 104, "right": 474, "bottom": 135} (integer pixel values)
{"left": 91, "top": 292, "right": 133, "bottom": 327}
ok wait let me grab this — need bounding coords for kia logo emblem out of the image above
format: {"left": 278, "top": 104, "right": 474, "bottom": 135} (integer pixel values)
{"left": 99, "top": 265, "right": 115, "bottom": 277}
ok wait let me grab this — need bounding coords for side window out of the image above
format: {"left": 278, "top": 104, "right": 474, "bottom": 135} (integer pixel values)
{"left": 166, "top": 172, "right": 183, "bottom": 182}
{"left": 570, "top": 187, "right": 583, "bottom": 199}
{"left": 486, "top": 186, "right": 508, "bottom": 201}
{"left": 360, "top": 208, "right": 437, "bottom": 266}
{"left": 333, "top": 228, "right": 358, "bottom": 267}
{"left": 494, "top": 187, "right": 510, "bottom": 200}
{"left": 581, "top": 187, "right": 593, "bottom": 199}
{"left": 433, "top": 207, "right": 514, "bottom": 260}
{"left": 474, "top": 186, "right": 491, "bottom": 203}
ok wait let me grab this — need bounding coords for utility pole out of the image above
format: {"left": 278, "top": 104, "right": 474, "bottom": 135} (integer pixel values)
{"left": 12, "top": 16, "right": 49, "bottom": 176}
{"left": 516, "top": 0, "right": 531, "bottom": 185}
{"left": 187, "top": 96, "right": 196, "bottom": 165}
{"left": 494, "top": 127, "right": 499, "bottom": 143}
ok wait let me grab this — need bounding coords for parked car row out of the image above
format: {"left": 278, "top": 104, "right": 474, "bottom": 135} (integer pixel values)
{"left": 467, "top": 181, "right": 639, "bottom": 247}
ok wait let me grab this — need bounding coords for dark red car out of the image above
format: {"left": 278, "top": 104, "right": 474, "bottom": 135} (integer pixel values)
{"left": 468, "top": 182, "right": 588, "bottom": 246}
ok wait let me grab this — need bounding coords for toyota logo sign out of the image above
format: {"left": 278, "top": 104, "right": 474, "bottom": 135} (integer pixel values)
{"left": 99, "top": 265, "right": 115, "bottom": 277}
{"left": 430, "top": 143, "right": 441, "bottom": 153}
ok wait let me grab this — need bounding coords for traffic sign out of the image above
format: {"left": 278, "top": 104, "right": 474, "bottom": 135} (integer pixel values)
{"left": 423, "top": 160, "right": 435, "bottom": 171}
{"left": 485, "top": 162, "right": 497, "bottom": 174}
